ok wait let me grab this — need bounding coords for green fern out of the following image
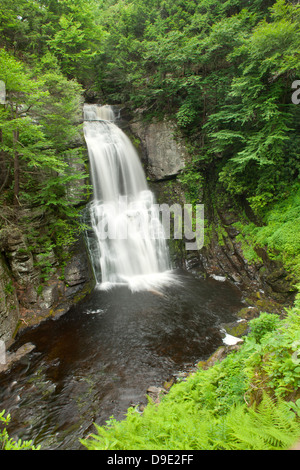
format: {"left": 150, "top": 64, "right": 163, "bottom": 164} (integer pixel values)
{"left": 224, "top": 395, "right": 300, "bottom": 450}
{"left": 82, "top": 393, "right": 300, "bottom": 451}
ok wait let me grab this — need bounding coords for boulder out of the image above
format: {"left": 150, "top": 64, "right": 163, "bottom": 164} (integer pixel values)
{"left": 0, "top": 342, "right": 35, "bottom": 374}
{"left": 146, "top": 385, "right": 166, "bottom": 404}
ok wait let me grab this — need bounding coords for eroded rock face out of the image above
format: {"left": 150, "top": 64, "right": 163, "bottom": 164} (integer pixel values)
{"left": 0, "top": 255, "right": 19, "bottom": 343}
{"left": 63, "top": 245, "right": 94, "bottom": 298}
{"left": 0, "top": 226, "right": 95, "bottom": 342}
{"left": 130, "top": 119, "right": 187, "bottom": 181}
{"left": 18, "top": 238, "right": 95, "bottom": 328}
{"left": 0, "top": 227, "right": 36, "bottom": 285}
{"left": 65, "top": 153, "right": 88, "bottom": 206}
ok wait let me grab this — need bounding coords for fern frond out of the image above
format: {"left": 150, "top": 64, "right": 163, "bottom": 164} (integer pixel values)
{"left": 225, "top": 394, "right": 300, "bottom": 450}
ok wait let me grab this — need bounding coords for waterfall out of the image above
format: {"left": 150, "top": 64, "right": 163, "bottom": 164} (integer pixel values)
{"left": 83, "top": 104, "right": 172, "bottom": 292}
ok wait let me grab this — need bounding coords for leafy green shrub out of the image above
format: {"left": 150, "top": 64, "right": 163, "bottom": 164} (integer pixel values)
{"left": 247, "top": 312, "right": 281, "bottom": 344}
{"left": 245, "top": 301, "right": 300, "bottom": 398}
{"left": 0, "top": 411, "right": 40, "bottom": 450}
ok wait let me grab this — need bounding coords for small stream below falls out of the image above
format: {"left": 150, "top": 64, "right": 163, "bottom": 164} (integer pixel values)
{"left": 0, "top": 270, "right": 243, "bottom": 450}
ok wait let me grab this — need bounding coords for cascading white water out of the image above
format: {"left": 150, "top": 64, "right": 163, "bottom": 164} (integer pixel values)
{"left": 83, "top": 104, "right": 172, "bottom": 291}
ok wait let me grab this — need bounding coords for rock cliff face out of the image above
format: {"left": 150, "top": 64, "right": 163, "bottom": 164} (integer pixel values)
{"left": 0, "top": 227, "right": 36, "bottom": 285}
{"left": 196, "top": 205, "right": 296, "bottom": 304}
{"left": 0, "top": 155, "right": 94, "bottom": 345}
{"left": 130, "top": 118, "right": 187, "bottom": 181}
{"left": 0, "top": 224, "right": 94, "bottom": 344}
{"left": 0, "top": 123, "right": 95, "bottom": 344}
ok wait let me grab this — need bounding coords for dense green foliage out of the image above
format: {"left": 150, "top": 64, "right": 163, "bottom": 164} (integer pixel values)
{"left": 83, "top": 395, "right": 300, "bottom": 450}
{"left": 234, "top": 187, "right": 300, "bottom": 283}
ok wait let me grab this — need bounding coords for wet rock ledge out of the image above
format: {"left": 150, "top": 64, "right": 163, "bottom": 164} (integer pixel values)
{"left": 0, "top": 228, "right": 95, "bottom": 347}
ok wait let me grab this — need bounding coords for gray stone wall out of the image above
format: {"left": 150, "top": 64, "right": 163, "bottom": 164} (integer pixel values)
{"left": 130, "top": 119, "right": 187, "bottom": 181}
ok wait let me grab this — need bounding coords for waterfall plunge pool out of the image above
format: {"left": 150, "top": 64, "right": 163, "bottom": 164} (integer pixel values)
{"left": 0, "top": 270, "right": 244, "bottom": 449}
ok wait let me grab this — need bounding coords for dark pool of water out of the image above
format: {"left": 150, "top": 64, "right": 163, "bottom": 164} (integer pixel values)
{"left": 0, "top": 270, "right": 244, "bottom": 449}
